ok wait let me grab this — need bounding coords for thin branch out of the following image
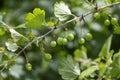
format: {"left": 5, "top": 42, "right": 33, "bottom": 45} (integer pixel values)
{"left": 18, "top": 28, "right": 55, "bottom": 55}
{"left": 18, "top": 2, "right": 120, "bottom": 55}
{"left": 99, "top": 1, "right": 120, "bottom": 9}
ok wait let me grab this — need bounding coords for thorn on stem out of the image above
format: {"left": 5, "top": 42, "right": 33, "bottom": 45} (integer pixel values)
{"left": 82, "top": 14, "right": 87, "bottom": 25}
{"left": 54, "top": 25, "right": 57, "bottom": 29}
{"left": 42, "top": 37, "right": 45, "bottom": 40}
{"left": 95, "top": 3, "right": 99, "bottom": 11}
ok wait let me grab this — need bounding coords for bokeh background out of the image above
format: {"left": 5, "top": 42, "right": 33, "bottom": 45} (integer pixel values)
{"left": 0, "top": 0, "right": 120, "bottom": 80}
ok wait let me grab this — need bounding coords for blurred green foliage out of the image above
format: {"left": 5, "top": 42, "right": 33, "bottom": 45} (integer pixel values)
{"left": 0, "top": 0, "right": 120, "bottom": 80}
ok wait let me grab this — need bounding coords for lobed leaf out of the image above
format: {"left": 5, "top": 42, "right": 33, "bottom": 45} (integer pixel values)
{"left": 110, "top": 50, "right": 120, "bottom": 78}
{"left": 25, "top": 8, "right": 46, "bottom": 28}
{"left": 9, "top": 28, "right": 24, "bottom": 41}
{"left": 54, "top": 1, "right": 72, "bottom": 21}
{"left": 59, "top": 55, "right": 80, "bottom": 80}
{"left": 25, "top": 13, "right": 35, "bottom": 21}
{"left": 5, "top": 41, "right": 18, "bottom": 52}
{"left": 79, "top": 66, "right": 99, "bottom": 79}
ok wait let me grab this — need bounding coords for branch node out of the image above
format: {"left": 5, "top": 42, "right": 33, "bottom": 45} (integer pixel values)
{"left": 82, "top": 14, "right": 87, "bottom": 25}
{"left": 94, "top": 3, "right": 99, "bottom": 11}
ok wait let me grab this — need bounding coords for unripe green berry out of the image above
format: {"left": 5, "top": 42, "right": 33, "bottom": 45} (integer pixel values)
{"left": 104, "top": 19, "right": 110, "bottom": 26}
{"left": 25, "top": 63, "right": 32, "bottom": 71}
{"left": 85, "top": 33, "right": 93, "bottom": 41}
{"left": 62, "top": 38, "right": 68, "bottom": 45}
{"left": 57, "top": 37, "right": 63, "bottom": 45}
{"left": 79, "top": 38, "right": 85, "bottom": 44}
{"left": 94, "top": 12, "right": 100, "bottom": 19}
{"left": 111, "top": 17, "right": 118, "bottom": 25}
{"left": 50, "top": 41, "right": 57, "bottom": 47}
{"left": 44, "top": 53, "right": 52, "bottom": 61}
{"left": 67, "top": 34, "right": 74, "bottom": 41}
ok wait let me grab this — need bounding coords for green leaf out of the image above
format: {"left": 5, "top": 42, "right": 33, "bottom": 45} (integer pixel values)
{"left": 106, "top": 50, "right": 114, "bottom": 65}
{"left": 99, "top": 35, "right": 112, "bottom": 57}
{"left": 16, "top": 24, "right": 26, "bottom": 28}
{"left": 25, "top": 8, "right": 46, "bottom": 28}
{"left": 74, "top": 46, "right": 87, "bottom": 59}
{"left": 99, "top": 62, "right": 106, "bottom": 76}
{"left": 110, "top": 50, "right": 120, "bottom": 78}
{"left": 25, "top": 13, "right": 35, "bottom": 21}
{"left": 5, "top": 41, "right": 18, "bottom": 52}
{"left": 9, "top": 28, "right": 25, "bottom": 41}
{"left": 113, "top": 26, "right": 120, "bottom": 34}
{"left": 59, "top": 55, "right": 80, "bottom": 80}
{"left": 2, "top": 54, "right": 10, "bottom": 61}
{"left": 54, "top": 1, "right": 72, "bottom": 21}
{"left": 79, "top": 66, "right": 99, "bottom": 79}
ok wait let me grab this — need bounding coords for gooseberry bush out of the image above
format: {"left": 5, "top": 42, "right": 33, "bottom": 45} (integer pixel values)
{"left": 0, "top": 0, "right": 120, "bottom": 80}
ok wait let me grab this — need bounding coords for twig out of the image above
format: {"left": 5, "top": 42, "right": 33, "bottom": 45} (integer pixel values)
{"left": 18, "top": 2, "right": 120, "bottom": 55}
{"left": 18, "top": 28, "right": 55, "bottom": 55}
